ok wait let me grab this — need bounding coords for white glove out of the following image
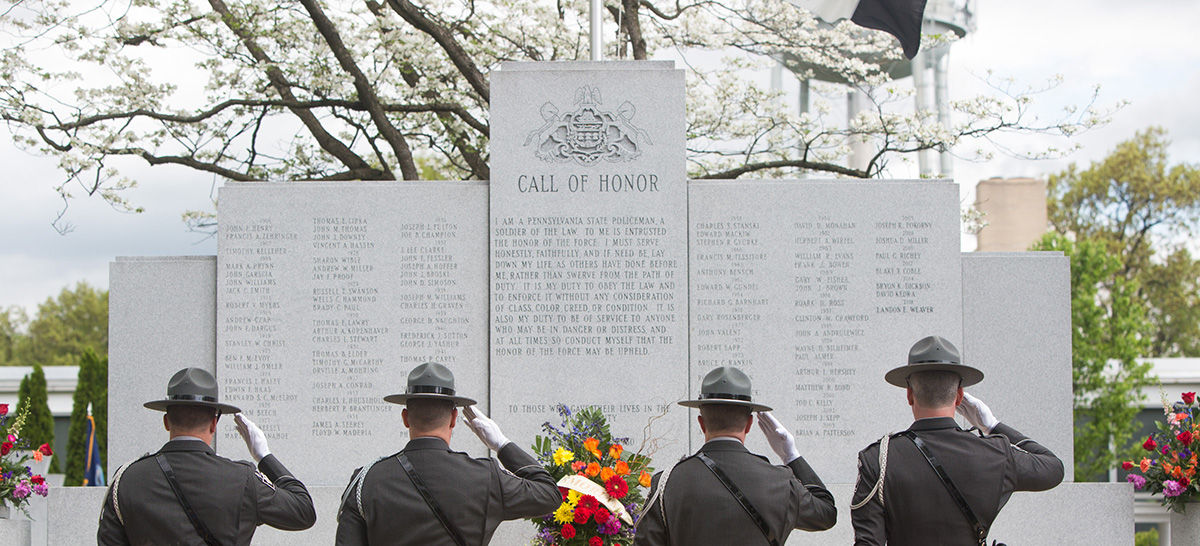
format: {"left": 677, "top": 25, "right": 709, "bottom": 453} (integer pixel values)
{"left": 757, "top": 411, "right": 801, "bottom": 464}
{"left": 235, "top": 413, "right": 271, "bottom": 463}
{"left": 463, "top": 406, "right": 511, "bottom": 451}
{"left": 956, "top": 392, "right": 999, "bottom": 433}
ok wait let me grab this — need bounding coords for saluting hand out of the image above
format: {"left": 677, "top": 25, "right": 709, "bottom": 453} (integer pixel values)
{"left": 956, "top": 392, "right": 999, "bottom": 433}
{"left": 235, "top": 413, "right": 271, "bottom": 463}
{"left": 463, "top": 406, "right": 511, "bottom": 452}
{"left": 757, "top": 411, "right": 801, "bottom": 464}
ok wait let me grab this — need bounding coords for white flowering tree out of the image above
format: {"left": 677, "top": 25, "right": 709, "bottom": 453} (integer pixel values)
{"left": 1, "top": 0, "right": 1111, "bottom": 227}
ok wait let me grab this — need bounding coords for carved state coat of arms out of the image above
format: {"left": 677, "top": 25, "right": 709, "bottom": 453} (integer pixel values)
{"left": 524, "top": 86, "right": 651, "bottom": 166}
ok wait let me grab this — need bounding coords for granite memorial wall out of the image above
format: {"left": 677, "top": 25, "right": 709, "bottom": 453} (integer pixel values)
{"left": 63, "top": 60, "right": 1125, "bottom": 546}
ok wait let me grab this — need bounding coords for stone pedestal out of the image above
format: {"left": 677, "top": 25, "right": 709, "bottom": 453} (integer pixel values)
{"left": 1171, "top": 503, "right": 1200, "bottom": 545}
{"left": 0, "top": 513, "right": 31, "bottom": 545}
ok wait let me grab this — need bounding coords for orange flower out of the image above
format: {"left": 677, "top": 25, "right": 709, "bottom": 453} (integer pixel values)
{"left": 584, "top": 437, "right": 602, "bottom": 458}
{"left": 1164, "top": 462, "right": 1175, "bottom": 475}
{"left": 638, "top": 471, "right": 652, "bottom": 488}
{"left": 609, "top": 444, "right": 624, "bottom": 460}
{"left": 615, "top": 460, "right": 630, "bottom": 476}
{"left": 585, "top": 462, "right": 601, "bottom": 477}
{"left": 600, "top": 466, "right": 616, "bottom": 482}
{"left": 1140, "top": 458, "right": 1151, "bottom": 472}
{"left": 32, "top": 450, "right": 43, "bottom": 462}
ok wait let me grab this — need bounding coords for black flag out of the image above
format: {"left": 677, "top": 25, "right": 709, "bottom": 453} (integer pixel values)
{"left": 791, "top": 0, "right": 929, "bottom": 59}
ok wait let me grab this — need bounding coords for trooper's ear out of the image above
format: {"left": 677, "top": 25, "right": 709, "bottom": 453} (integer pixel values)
{"left": 402, "top": 408, "right": 411, "bottom": 428}
{"left": 697, "top": 414, "right": 707, "bottom": 434}
{"left": 449, "top": 407, "right": 458, "bottom": 429}
{"left": 906, "top": 386, "right": 915, "bottom": 407}
{"left": 163, "top": 413, "right": 170, "bottom": 432}
{"left": 954, "top": 387, "right": 964, "bottom": 407}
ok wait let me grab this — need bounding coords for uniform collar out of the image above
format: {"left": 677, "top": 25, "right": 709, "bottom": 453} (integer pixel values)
{"left": 404, "top": 436, "right": 451, "bottom": 451}
{"left": 160, "top": 438, "right": 214, "bottom": 453}
{"left": 700, "top": 439, "right": 751, "bottom": 453}
{"left": 907, "top": 416, "right": 961, "bottom": 431}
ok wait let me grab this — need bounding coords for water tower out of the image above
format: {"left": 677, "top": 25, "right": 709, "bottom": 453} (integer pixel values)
{"left": 772, "top": 0, "right": 977, "bottom": 176}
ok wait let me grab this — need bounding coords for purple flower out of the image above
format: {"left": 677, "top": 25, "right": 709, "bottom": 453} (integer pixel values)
{"left": 32, "top": 483, "right": 48, "bottom": 497}
{"left": 13, "top": 481, "right": 31, "bottom": 499}
{"left": 1164, "top": 480, "right": 1186, "bottom": 497}
{"left": 1127, "top": 474, "right": 1146, "bottom": 489}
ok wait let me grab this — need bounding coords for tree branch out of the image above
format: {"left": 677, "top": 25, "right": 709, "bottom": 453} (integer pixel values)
{"left": 384, "top": 0, "right": 490, "bottom": 103}
{"left": 299, "top": 0, "right": 417, "bottom": 179}
{"left": 207, "top": 0, "right": 384, "bottom": 178}
{"left": 696, "top": 159, "right": 867, "bottom": 179}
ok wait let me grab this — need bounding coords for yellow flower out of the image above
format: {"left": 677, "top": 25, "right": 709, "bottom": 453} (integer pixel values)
{"left": 553, "top": 447, "right": 575, "bottom": 466}
{"left": 600, "top": 466, "right": 616, "bottom": 482}
{"left": 567, "top": 489, "right": 581, "bottom": 506}
{"left": 609, "top": 443, "right": 624, "bottom": 460}
{"left": 615, "top": 460, "right": 630, "bottom": 476}
{"left": 553, "top": 502, "right": 574, "bottom": 524}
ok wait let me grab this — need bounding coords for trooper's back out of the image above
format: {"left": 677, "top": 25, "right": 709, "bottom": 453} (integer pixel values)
{"left": 106, "top": 439, "right": 314, "bottom": 546}
{"left": 852, "top": 418, "right": 1063, "bottom": 546}
{"left": 642, "top": 440, "right": 836, "bottom": 545}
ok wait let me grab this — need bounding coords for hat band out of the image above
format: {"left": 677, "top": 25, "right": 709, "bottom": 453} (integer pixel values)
{"left": 910, "top": 359, "right": 959, "bottom": 364}
{"left": 167, "top": 393, "right": 219, "bottom": 403}
{"left": 699, "top": 392, "right": 753, "bottom": 402}
{"left": 408, "top": 385, "right": 456, "bottom": 396}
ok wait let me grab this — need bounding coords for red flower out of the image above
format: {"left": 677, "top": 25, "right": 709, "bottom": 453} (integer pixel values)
{"left": 1183, "top": 476, "right": 1192, "bottom": 488}
{"left": 0, "top": 441, "right": 11, "bottom": 456}
{"left": 594, "top": 507, "right": 611, "bottom": 524}
{"left": 1143, "top": 436, "right": 1157, "bottom": 451}
{"left": 605, "top": 475, "right": 629, "bottom": 499}
{"left": 560, "top": 523, "right": 576, "bottom": 539}
{"left": 1180, "top": 431, "right": 1195, "bottom": 446}
{"left": 1183, "top": 392, "right": 1196, "bottom": 404}
{"left": 30, "top": 475, "right": 44, "bottom": 485}
{"left": 578, "top": 495, "right": 599, "bottom": 511}
{"left": 589, "top": 537, "right": 603, "bottom": 546}
{"left": 1121, "top": 461, "right": 1134, "bottom": 471}
{"left": 37, "top": 443, "right": 52, "bottom": 456}
{"left": 0, "top": 403, "right": 7, "bottom": 416}
{"left": 574, "top": 506, "right": 593, "bottom": 524}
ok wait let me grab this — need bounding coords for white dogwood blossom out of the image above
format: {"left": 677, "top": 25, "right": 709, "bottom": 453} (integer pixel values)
{"left": 0, "top": 0, "right": 1115, "bottom": 228}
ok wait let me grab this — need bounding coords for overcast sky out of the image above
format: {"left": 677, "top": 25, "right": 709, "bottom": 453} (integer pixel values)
{"left": 1, "top": 0, "right": 1197, "bottom": 313}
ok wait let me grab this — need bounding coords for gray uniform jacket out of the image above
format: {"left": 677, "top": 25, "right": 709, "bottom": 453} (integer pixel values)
{"left": 850, "top": 417, "right": 1064, "bottom": 545}
{"left": 97, "top": 438, "right": 317, "bottom": 545}
{"left": 633, "top": 439, "right": 837, "bottom": 546}
{"left": 334, "top": 436, "right": 560, "bottom": 545}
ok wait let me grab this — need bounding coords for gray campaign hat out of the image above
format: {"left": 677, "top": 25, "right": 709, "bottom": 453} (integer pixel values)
{"left": 678, "top": 366, "right": 772, "bottom": 412}
{"left": 884, "top": 335, "right": 984, "bottom": 388}
{"left": 144, "top": 367, "right": 241, "bottom": 414}
{"left": 384, "top": 362, "right": 477, "bottom": 407}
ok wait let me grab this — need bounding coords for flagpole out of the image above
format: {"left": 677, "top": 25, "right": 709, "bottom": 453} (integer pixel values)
{"left": 589, "top": 0, "right": 602, "bottom": 60}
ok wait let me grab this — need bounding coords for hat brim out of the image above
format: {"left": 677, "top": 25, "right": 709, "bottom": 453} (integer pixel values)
{"left": 383, "top": 393, "right": 477, "bottom": 407}
{"left": 884, "top": 362, "right": 984, "bottom": 388}
{"left": 678, "top": 398, "right": 773, "bottom": 412}
{"left": 143, "top": 399, "right": 242, "bottom": 415}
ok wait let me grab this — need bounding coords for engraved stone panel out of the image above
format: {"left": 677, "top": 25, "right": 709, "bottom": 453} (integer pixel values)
{"left": 489, "top": 62, "right": 690, "bottom": 453}
{"left": 109, "top": 256, "right": 217, "bottom": 468}
{"left": 217, "top": 181, "right": 488, "bottom": 484}
{"left": 689, "top": 180, "right": 962, "bottom": 481}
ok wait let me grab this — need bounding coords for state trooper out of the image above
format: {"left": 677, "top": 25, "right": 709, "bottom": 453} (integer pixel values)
{"left": 335, "top": 362, "right": 560, "bottom": 545}
{"left": 850, "top": 336, "right": 1065, "bottom": 545}
{"left": 98, "top": 367, "right": 316, "bottom": 545}
{"left": 634, "top": 366, "right": 837, "bottom": 546}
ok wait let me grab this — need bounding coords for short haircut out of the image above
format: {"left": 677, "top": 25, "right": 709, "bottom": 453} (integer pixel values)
{"left": 908, "top": 370, "right": 962, "bottom": 407}
{"left": 166, "top": 405, "right": 218, "bottom": 431}
{"left": 406, "top": 398, "right": 455, "bottom": 431}
{"left": 699, "top": 404, "right": 753, "bottom": 435}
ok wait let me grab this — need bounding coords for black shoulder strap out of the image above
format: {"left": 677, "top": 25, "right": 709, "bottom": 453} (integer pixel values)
{"left": 695, "top": 452, "right": 780, "bottom": 546}
{"left": 154, "top": 454, "right": 223, "bottom": 546}
{"left": 396, "top": 453, "right": 468, "bottom": 546}
{"left": 900, "top": 431, "right": 988, "bottom": 546}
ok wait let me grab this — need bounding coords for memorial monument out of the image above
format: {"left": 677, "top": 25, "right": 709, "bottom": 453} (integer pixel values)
{"left": 40, "top": 61, "right": 1132, "bottom": 545}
